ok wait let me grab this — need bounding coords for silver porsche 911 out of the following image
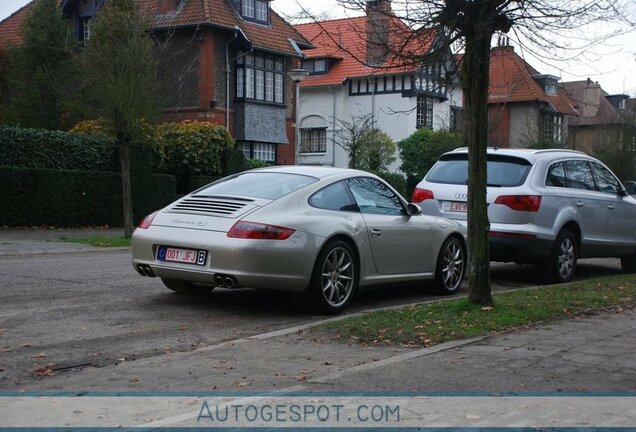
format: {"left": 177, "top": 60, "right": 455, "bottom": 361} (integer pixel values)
{"left": 132, "top": 166, "right": 467, "bottom": 313}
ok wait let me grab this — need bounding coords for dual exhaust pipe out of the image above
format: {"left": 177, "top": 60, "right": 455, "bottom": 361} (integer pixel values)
{"left": 213, "top": 274, "right": 238, "bottom": 289}
{"left": 137, "top": 264, "right": 155, "bottom": 277}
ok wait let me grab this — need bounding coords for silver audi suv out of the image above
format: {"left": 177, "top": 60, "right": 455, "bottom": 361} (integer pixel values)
{"left": 412, "top": 147, "right": 636, "bottom": 283}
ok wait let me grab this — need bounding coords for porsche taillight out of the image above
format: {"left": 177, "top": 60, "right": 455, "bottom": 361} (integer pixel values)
{"left": 138, "top": 211, "right": 158, "bottom": 229}
{"left": 227, "top": 221, "right": 295, "bottom": 240}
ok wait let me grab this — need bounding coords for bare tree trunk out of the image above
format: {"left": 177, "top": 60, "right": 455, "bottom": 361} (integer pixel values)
{"left": 462, "top": 29, "right": 493, "bottom": 306}
{"left": 119, "top": 138, "right": 133, "bottom": 238}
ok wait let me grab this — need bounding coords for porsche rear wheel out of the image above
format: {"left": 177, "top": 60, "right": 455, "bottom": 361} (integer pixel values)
{"left": 301, "top": 240, "right": 358, "bottom": 314}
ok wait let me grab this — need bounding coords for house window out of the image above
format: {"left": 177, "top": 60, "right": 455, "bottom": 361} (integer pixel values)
{"left": 242, "top": 0, "right": 255, "bottom": 18}
{"left": 236, "top": 51, "right": 284, "bottom": 103}
{"left": 542, "top": 112, "right": 564, "bottom": 145}
{"left": 300, "top": 128, "right": 327, "bottom": 153}
{"left": 80, "top": 16, "right": 94, "bottom": 46}
{"left": 545, "top": 82, "right": 557, "bottom": 95}
{"left": 416, "top": 96, "right": 434, "bottom": 129}
{"left": 449, "top": 106, "right": 462, "bottom": 131}
{"left": 238, "top": 142, "right": 276, "bottom": 163}
{"left": 240, "top": 0, "right": 268, "bottom": 23}
{"left": 255, "top": 0, "right": 268, "bottom": 21}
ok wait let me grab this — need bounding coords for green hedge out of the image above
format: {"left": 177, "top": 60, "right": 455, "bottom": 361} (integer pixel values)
{"left": 0, "top": 126, "right": 160, "bottom": 175}
{"left": 0, "top": 166, "right": 176, "bottom": 227}
{"left": 0, "top": 126, "right": 118, "bottom": 171}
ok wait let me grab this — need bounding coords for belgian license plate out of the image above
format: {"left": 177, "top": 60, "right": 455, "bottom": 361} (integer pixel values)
{"left": 157, "top": 246, "right": 207, "bottom": 266}
{"left": 443, "top": 201, "right": 468, "bottom": 213}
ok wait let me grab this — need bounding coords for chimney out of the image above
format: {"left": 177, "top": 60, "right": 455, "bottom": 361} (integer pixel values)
{"left": 366, "top": 0, "right": 391, "bottom": 66}
{"left": 157, "top": 0, "right": 180, "bottom": 14}
{"left": 582, "top": 78, "right": 601, "bottom": 118}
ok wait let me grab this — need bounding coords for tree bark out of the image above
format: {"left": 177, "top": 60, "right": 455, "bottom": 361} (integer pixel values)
{"left": 462, "top": 28, "right": 493, "bottom": 306}
{"left": 119, "top": 137, "right": 133, "bottom": 238}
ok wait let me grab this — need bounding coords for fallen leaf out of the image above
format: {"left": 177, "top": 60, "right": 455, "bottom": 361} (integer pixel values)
{"left": 466, "top": 414, "right": 481, "bottom": 420}
{"left": 293, "top": 374, "right": 311, "bottom": 381}
{"left": 237, "top": 381, "right": 250, "bottom": 386}
{"left": 33, "top": 367, "right": 54, "bottom": 377}
{"left": 31, "top": 353, "right": 47, "bottom": 359}
{"left": 481, "top": 306, "right": 494, "bottom": 311}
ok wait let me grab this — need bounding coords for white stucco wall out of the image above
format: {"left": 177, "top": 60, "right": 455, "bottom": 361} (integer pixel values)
{"left": 297, "top": 80, "right": 464, "bottom": 172}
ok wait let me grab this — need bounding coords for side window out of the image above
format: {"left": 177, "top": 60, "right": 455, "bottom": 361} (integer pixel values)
{"left": 546, "top": 162, "right": 566, "bottom": 188}
{"left": 590, "top": 162, "right": 621, "bottom": 194}
{"left": 346, "top": 177, "right": 404, "bottom": 216}
{"left": 309, "top": 181, "right": 358, "bottom": 212}
{"left": 564, "top": 160, "right": 595, "bottom": 191}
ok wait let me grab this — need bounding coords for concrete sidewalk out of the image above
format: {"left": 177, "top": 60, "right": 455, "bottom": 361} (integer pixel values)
{"left": 0, "top": 227, "right": 125, "bottom": 255}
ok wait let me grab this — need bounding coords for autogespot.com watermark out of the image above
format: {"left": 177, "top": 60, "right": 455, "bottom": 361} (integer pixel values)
{"left": 1, "top": 392, "right": 636, "bottom": 429}
{"left": 197, "top": 400, "right": 400, "bottom": 425}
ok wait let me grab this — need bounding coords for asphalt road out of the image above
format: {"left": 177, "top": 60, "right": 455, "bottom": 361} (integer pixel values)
{"left": 0, "top": 248, "right": 623, "bottom": 390}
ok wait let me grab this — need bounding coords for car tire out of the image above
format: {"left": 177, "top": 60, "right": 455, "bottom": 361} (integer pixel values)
{"left": 301, "top": 240, "right": 358, "bottom": 315}
{"left": 161, "top": 278, "right": 213, "bottom": 295}
{"left": 620, "top": 251, "right": 636, "bottom": 273}
{"left": 433, "top": 236, "right": 466, "bottom": 295}
{"left": 541, "top": 229, "right": 577, "bottom": 284}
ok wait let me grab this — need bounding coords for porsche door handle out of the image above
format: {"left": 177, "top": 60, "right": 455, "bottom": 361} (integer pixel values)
{"left": 576, "top": 200, "right": 585, "bottom": 208}
{"left": 608, "top": 204, "right": 615, "bottom": 210}
{"left": 370, "top": 228, "right": 383, "bottom": 237}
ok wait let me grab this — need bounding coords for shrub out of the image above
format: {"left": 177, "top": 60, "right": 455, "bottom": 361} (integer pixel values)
{"left": 357, "top": 129, "right": 396, "bottom": 172}
{"left": 371, "top": 170, "right": 408, "bottom": 198}
{"left": 157, "top": 121, "right": 235, "bottom": 193}
{"left": 70, "top": 118, "right": 162, "bottom": 174}
{"left": 244, "top": 158, "right": 270, "bottom": 170}
{"left": 158, "top": 121, "right": 235, "bottom": 176}
{"left": 0, "top": 166, "right": 176, "bottom": 226}
{"left": 0, "top": 125, "right": 118, "bottom": 171}
{"left": 398, "top": 128, "right": 464, "bottom": 196}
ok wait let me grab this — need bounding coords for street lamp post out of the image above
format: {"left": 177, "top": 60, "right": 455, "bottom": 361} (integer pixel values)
{"left": 288, "top": 68, "right": 308, "bottom": 165}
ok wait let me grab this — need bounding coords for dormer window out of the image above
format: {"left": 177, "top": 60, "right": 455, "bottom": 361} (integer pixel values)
{"left": 545, "top": 81, "right": 557, "bottom": 95}
{"left": 303, "top": 59, "right": 328, "bottom": 74}
{"left": 534, "top": 74, "right": 559, "bottom": 96}
{"left": 236, "top": 0, "right": 269, "bottom": 23}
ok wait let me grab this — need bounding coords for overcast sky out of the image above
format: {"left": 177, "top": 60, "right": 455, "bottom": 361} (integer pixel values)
{"left": 1, "top": 0, "right": 634, "bottom": 96}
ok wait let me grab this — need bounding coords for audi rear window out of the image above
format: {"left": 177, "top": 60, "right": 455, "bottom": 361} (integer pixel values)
{"left": 426, "top": 154, "right": 532, "bottom": 187}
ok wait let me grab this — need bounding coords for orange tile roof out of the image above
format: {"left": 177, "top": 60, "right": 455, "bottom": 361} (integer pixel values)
{"left": 488, "top": 46, "right": 577, "bottom": 115}
{"left": 0, "top": 1, "right": 35, "bottom": 47}
{"left": 0, "top": 0, "right": 310, "bottom": 56}
{"left": 295, "top": 16, "right": 435, "bottom": 87}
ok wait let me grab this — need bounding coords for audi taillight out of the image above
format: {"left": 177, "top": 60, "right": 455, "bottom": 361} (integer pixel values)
{"left": 138, "top": 211, "right": 158, "bottom": 229}
{"left": 494, "top": 195, "right": 542, "bottom": 212}
{"left": 411, "top": 188, "right": 435, "bottom": 203}
{"left": 227, "top": 221, "right": 295, "bottom": 240}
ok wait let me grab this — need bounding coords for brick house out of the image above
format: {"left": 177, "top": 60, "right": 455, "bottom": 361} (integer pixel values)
{"left": 488, "top": 39, "right": 578, "bottom": 149}
{"left": 0, "top": 0, "right": 312, "bottom": 165}
{"left": 292, "top": 0, "right": 462, "bottom": 169}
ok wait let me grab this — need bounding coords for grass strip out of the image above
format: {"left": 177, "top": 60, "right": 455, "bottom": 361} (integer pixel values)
{"left": 315, "top": 274, "right": 636, "bottom": 348}
{"left": 60, "top": 236, "right": 131, "bottom": 248}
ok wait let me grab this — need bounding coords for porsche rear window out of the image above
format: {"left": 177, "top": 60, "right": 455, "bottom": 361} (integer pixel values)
{"left": 194, "top": 172, "right": 318, "bottom": 200}
{"left": 426, "top": 154, "right": 532, "bottom": 187}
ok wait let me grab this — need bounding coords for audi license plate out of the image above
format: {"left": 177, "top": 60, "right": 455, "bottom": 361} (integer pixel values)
{"left": 443, "top": 201, "right": 468, "bottom": 213}
{"left": 157, "top": 246, "right": 207, "bottom": 266}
